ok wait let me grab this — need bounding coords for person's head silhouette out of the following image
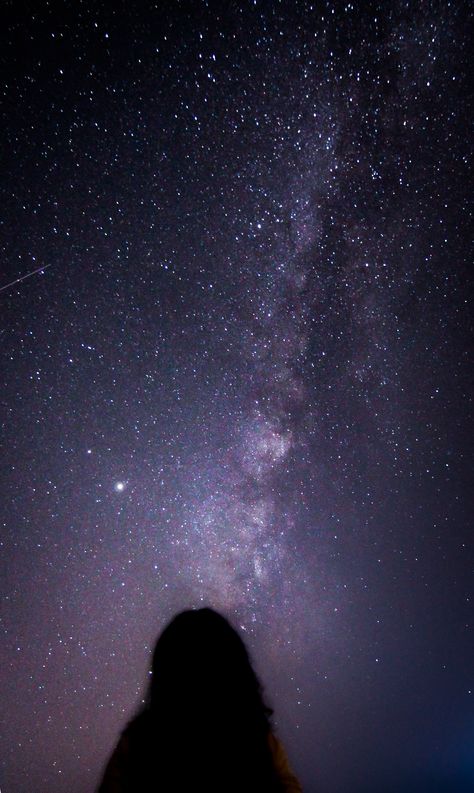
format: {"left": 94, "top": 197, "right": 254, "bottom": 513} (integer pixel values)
{"left": 148, "top": 607, "right": 270, "bottom": 729}
{"left": 97, "top": 607, "right": 302, "bottom": 792}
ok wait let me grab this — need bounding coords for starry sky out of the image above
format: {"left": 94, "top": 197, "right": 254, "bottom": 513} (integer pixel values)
{"left": 0, "top": 2, "right": 472, "bottom": 792}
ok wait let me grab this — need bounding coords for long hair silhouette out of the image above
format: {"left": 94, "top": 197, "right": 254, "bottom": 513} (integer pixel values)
{"left": 99, "top": 607, "right": 289, "bottom": 791}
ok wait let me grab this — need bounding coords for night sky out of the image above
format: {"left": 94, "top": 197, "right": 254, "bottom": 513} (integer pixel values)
{"left": 0, "top": 2, "right": 472, "bottom": 792}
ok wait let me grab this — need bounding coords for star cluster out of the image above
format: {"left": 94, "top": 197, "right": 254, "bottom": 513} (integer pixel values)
{"left": 0, "top": 3, "right": 472, "bottom": 792}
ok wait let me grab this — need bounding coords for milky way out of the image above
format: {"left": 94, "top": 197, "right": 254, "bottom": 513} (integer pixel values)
{"left": 0, "top": 3, "right": 472, "bottom": 792}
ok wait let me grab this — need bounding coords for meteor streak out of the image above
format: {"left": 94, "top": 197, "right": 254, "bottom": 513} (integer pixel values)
{"left": 0, "top": 263, "right": 52, "bottom": 294}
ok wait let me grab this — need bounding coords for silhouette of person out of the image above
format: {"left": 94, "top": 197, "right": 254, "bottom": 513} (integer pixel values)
{"left": 97, "top": 607, "right": 302, "bottom": 791}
